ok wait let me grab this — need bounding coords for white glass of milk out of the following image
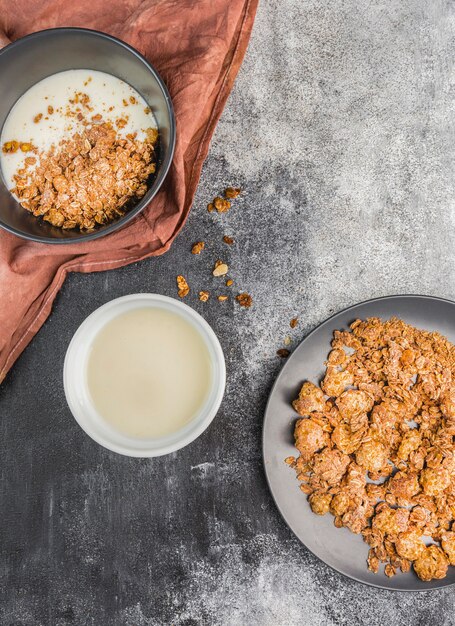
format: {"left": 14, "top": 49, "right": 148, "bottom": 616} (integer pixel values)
{"left": 63, "top": 294, "right": 226, "bottom": 457}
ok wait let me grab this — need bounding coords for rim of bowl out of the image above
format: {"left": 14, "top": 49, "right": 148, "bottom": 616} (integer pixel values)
{"left": 0, "top": 27, "right": 176, "bottom": 244}
{"left": 63, "top": 294, "right": 226, "bottom": 457}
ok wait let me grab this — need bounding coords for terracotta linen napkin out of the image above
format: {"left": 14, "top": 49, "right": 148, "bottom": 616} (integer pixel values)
{"left": 0, "top": 0, "right": 258, "bottom": 384}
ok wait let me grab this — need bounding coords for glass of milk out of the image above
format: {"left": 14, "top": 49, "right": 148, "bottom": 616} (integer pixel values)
{"left": 63, "top": 294, "right": 226, "bottom": 457}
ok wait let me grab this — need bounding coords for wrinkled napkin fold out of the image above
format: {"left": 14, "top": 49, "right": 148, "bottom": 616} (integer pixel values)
{"left": 0, "top": 0, "right": 258, "bottom": 383}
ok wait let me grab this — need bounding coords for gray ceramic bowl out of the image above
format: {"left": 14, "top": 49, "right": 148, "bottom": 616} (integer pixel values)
{"left": 0, "top": 28, "right": 175, "bottom": 244}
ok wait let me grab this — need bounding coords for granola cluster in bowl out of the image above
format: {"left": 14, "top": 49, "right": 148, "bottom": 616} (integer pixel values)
{"left": 6, "top": 122, "right": 158, "bottom": 232}
{"left": 286, "top": 317, "right": 455, "bottom": 582}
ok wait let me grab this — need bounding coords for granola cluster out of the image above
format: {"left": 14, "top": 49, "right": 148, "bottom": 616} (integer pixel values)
{"left": 286, "top": 317, "right": 455, "bottom": 581}
{"left": 8, "top": 123, "right": 157, "bottom": 231}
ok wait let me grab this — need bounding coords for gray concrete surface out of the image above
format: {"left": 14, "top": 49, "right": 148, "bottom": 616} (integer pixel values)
{"left": 1, "top": 0, "right": 455, "bottom": 624}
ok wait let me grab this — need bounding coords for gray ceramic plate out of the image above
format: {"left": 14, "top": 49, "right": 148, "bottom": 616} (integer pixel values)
{"left": 263, "top": 295, "right": 455, "bottom": 591}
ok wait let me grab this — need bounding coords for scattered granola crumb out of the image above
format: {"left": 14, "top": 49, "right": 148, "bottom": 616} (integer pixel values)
{"left": 47, "top": 105, "right": 54, "bottom": 115}
{"left": 214, "top": 196, "right": 231, "bottom": 213}
{"left": 284, "top": 336, "right": 292, "bottom": 346}
{"left": 236, "top": 292, "right": 252, "bottom": 308}
{"left": 207, "top": 203, "right": 214, "bottom": 213}
{"left": 290, "top": 317, "right": 299, "bottom": 329}
{"left": 226, "top": 279, "right": 234, "bottom": 287}
{"left": 19, "top": 142, "right": 34, "bottom": 152}
{"left": 191, "top": 241, "right": 205, "bottom": 255}
{"left": 33, "top": 113, "right": 43, "bottom": 123}
{"left": 223, "top": 235, "right": 234, "bottom": 245}
{"left": 199, "top": 291, "right": 209, "bottom": 302}
{"left": 144, "top": 107, "right": 151, "bottom": 114}
{"left": 129, "top": 96, "right": 137, "bottom": 105}
{"left": 218, "top": 295, "right": 229, "bottom": 302}
{"left": 277, "top": 348, "right": 290, "bottom": 358}
{"left": 176, "top": 275, "right": 189, "bottom": 298}
{"left": 224, "top": 186, "right": 241, "bottom": 199}
{"left": 213, "top": 261, "right": 229, "bottom": 277}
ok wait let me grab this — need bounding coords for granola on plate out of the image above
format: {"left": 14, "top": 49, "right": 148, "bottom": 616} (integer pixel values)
{"left": 286, "top": 317, "right": 455, "bottom": 581}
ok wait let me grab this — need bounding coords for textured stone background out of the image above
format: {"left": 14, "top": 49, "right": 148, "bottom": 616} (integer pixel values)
{"left": 1, "top": 0, "right": 455, "bottom": 624}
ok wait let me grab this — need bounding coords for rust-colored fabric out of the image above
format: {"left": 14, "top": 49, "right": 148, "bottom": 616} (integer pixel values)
{"left": 0, "top": 0, "right": 258, "bottom": 384}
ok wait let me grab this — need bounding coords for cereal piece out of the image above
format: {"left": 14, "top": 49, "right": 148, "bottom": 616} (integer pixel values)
{"left": 236, "top": 292, "right": 252, "bottom": 308}
{"left": 2, "top": 140, "right": 19, "bottom": 153}
{"left": 129, "top": 96, "right": 137, "bottom": 105}
{"left": 146, "top": 128, "right": 158, "bottom": 144}
{"left": 214, "top": 196, "right": 231, "bottom": 213}
{"left": 226, "top": 279, "right": 234, "bottom": 287}
{"left": 420, "top": 466, "right": 451, "bottom": 496}
{"left": 321, "top": 366, "right": 354, "bottom": 397}
{"left": 218, "top": 295, "right": 228, "bottom": 302}
{"left": 330, "top": 492, "right": 351, "bottom": 517}
{"left": 294, "top": 418, "right": 329, "bottom": 460}
{"left": 309, "top": 492, "right": 332, "bottom": 515}
{"left": 277, "top": 349, "right": 290, "bottom": 358}
{"left": 191, "top": 241, "right": 205, "bottom": 255}
{"left": 290, "top": 317, "right": 299, "bottom": 329}
{"left": 223, "top": 235, "right": 234, "bottom": 245}
{"left": 327, "top": 348, "right": 347, "bottom": 366}
{"left": 224, "top": 186, "right": 241, "bottom": 199}
{"left": 441, "top": 531, "right": 455, "bottom": 565}
{"left": 355, "top": 437, "right": 389, "bottom": 473}
{"left": 207, "top": 203, "right": 214, "bottom": 213}
{"left": 293, "top": 381, "right": 326, "bottom": 415}
{"left": 212, "top": 261, "right": 228, "bottom": 277}
{"left": 413, "top": 546, "right": 449, "bottom": 581}
{"left": 397, "top": 429, "right": 421, "bottom": 461}
{"left": 367, "top": 549, "right": 380, "bottom": 573}
{"left": 33, "top": 113, "right": 43, "bottom": 123}
{"left": 384, "top": 564, "right": 396, "bottom": 578}
{"left": 395, "top": 530, "right": 426, "bottom": 561}
{"left": 199, "top": 291, "right": 209, "bottom": 302}
{"left": 372, "top": 504, "right": 410, "bottom": 536}
{"left": 176, "top": 275, "right": 189, "bottom": 298}
{"left": 20, "top": 142, "right": 34, "bottom": 152}
{"left": 116, "top": 118, "right": 128, "bottom": 128}
{"left": 332, "top": 423, "right": 364, "bottom": 455}
{"left": 312, "top": 449, "right": 350, "bottom": 485}
{"left": 388, "top": 471, "right": 420, "bottom": 505}
{"left": 336, "top": 390, "right": 374, "bottom": 420}
{"left": 47, "top": 105, "right": 54, "bottom": 115}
